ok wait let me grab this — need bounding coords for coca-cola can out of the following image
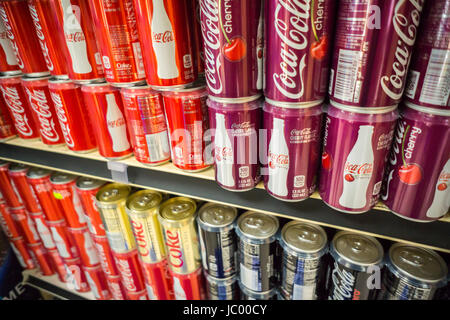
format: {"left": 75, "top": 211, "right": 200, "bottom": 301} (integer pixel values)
{"left": 208, "top": 95, "right": 262, "bottom": 192}
{"left": 170, "top": 267, "right": 206, "bottom": 300}
{"left": 93, "top": 235, "right": 119, "bottom": 277}
{"left": 8, "top": 163, "right": 41, "bottom": 214}
{"left": 191, "top": 0, "right": 204, "bottom": 77}
{"left": 120, "top": 86, "right": 171, "bottom": 166}
{"left": 319, "top": 103, "right": 398, "bottom": 214}
{"left": 21, "top": 76, "right": 65, "bottom": 146}
{"left": 0, "top": 199, "right": 22, "bottom": 239}
{"left": 162, "top": 86, "right": 212, "bottom": 172}
{"left": 88, "top": 0, "right": 145, "bottom": 86}
{"left": 0, "top": 17, "right": 20, "bottom": 74}
{"left": 0, "top": 73, "right": 40, "bottom": 140}
{"left": 48, "top": 78, "right": 97, "bottom": 153}
{"left": 10, "top": 236, "right": 35, "bottom": 269}
{"left": 113, "top": 250, "right": 147, "bottom": 299}
{"left": 133, "top": 0, "right": 196, "bottom": 89}
{"left": 382, "top": 103, "right": 450, "bottom": 222}
{"left": 263, "top": 100, "right": 323, "bottom": 201}
{"left": 205, "top": 273, "right": 240, "bottom": 300}
{"left": 83, "top": 264, "right": 112, "bottom": 300}
{"left": 49, "top": 0, "right": 105, "bottom": 83}
{"left": 64, "top": 257, "right": 90, "bottom": 293}
{"left": 81, "top": 83, "right": 133, "bottom": 160}
{"left": 327, "top": 231, "right": 384, "bottom": 300}
{"left": 0, "top": 0, "right": 49, "bottom": 76}
{"left": 0, "top": 94, "right": 16, "bottom": 141}
{"left": 27, "top": 242, "right": 54, "bottom": 276}
{"left": 9, "top": 207, "right": 41, "bottom": 244}
{"left": 140, "top": 259, "right": 174, "bottom": 300}
{"left": 75, "top": 177, "right": 106, "bottom": 237}
{"left": 67, "top": 226, "right": 100, "bottom": 268}
{"left": 29, "top": 212, "right": 56, "bottom": 250}
{"left": 265, "top": 0, "right": 336, "bottom": 103}
{"left": 47, "top": 219, "right": 79, "bottom": 261}
{"left": 106, "top": 275, "right": 127, "bottom": 300}
{"left": 0, "top": 161, "right": 23, "bottom": 208}
{"left": 47, "top": 247, "right": 68, "bottom": 282}
{"left": 328, "top": 0, "right": 425, "bottom": 108}
{"left": 200, "top": 0, "right": 263, "bottom": 98}
{"left": 239, "top": 280, "right": 278, "bottom": 300}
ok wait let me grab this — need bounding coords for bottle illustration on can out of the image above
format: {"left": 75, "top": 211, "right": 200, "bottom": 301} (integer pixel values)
{"left": 426, "top": 159, "right": 450, "bottom": 218}
{"left": 267, "top": 117, "right": 289, "bottom": 197}
{"left": 214, "top": 112, "right": 235, "bottom": 188}
{"left": 105, "top": 93, "right": 130, "bottom": 153}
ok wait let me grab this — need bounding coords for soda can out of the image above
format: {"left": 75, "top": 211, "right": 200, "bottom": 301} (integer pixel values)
{"left": 382, "top": 103, "right": 450, "bottom": 222}
{"left": 93, "top": 235, "right": 119, "bottom": 277}
{"left": 236, "top": 211, "right": 279, "bottom": 293}
{"left": 208, "top": 95, "right": 262, "bottom": 192}
{"left": 0, "top": 161, "right": 23, "bottom": 208}
{"left": 64, "top": 257, "right": 90, "bottom": 293}
{"left": 133, "top": 0, "right": 196, "bottom": 89}
{"left": 327, "top": 231, "right": 384, "bottom": 300}
{"left": 205, "top": 273, "right": 240, "bottom": 300}
{"left": 319, "top": 103, "right": 398, "bottom": 214}
{"left": 29, "top": 212, "right": 55, "bottom": 250}
{"left": 0, "top": 0, "right": 49, "bottom": 76}
{"left": 0, "top": 73, "right": 40, "bottom": 139}
{"left": 238, "top": 281, "right": 277, "bottom": 300}
{"left": 191, "top": 0, "right": 204, "bottom": 77}
{"left": 81, "top": 83, "right": 133, "bottom": 160}
{"left": 8, "top": 163, "right": 42, "bottom": 214}
{"left": 140, "top": 259, "right": 174, "bottom": 300}
{"left": 48, "top": 78, "right": 97, "bottom": 153}
{"left": 279, "top": 221, "right": 328, "bottom": 300}
{"left": 200, "top": 0, "right": 263, "bottom": 98}
{"left": 106, "top": 275, "right": 127, "bottom": 300}
{"left": 265, "top": 0, "right": 336, "bottom": 103}
{"left": 47, "top": 247, "right": 68, "bottom": 282}
{"left": 83, "top": 264, "right": 112, "bottom": 300}
{"left": 47, "top": 219, "right": 79, "bottom": 261}
{"left": 21, "top": 76, "right": 65, "bottom": 146}
{"left": 0, "top": 17, "right": 20, "bottom": 74}
{"left": 113, "top": 250, "right": 147, "bottom": 299}
{"left": 9, "top": 207, "right": 41, "bottom": 244}
{"left": 378, "top": 243, "right": 448, "bottom": 300}
{"left": 49, "top": 0, "right": 104, "bottom": 83}
{"left": 67, "top": 226, "right": 100, "bottom": 268}
{"left": 126, "top": 190, "right": 166, "bottom": 264}
{"left": 75, "top": 177, "right": 106, "bottom": 237}
{"left": 10, "top": 236, "right": 35, "bottom": 269}
{"left": 0, "top": 93, "right": 17, "bottom": 141}
{"left": 27, "top": 242, "right": 54, "bottom": 276}
{"left": 96, "top": 183, "right": 136, "bottom": 253}
{"left": 263, "top": 100, "right": 323, "bottom": 201}
{"left": 88, "top": 0, "right": 145, "bottom": 86}
{"left": 170, "top": 267, "right": 206, "bottom": 300}
{"left": 162, "top": 85, "right": 212, "bottom": 172}
{"left": 328, "top": 0, "right": 424, "bottom": 108}
{"left": 158, "top": 197, "right": 201, "bottom": 274}
{"left": 120, "top": 86, "right": 171, "bottom": 166}
{"left": 196, "top": 202, "right": 237, "bottom": 278}
{"left": 0, "top": 200, "right": 22, "bottom": 239}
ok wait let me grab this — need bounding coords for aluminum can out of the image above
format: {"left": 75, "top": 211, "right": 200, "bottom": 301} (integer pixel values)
{"left": 0, "top": 93, "right": 16, "bottom": 140}
{"left": 93, "top": 235, "right": 120, "bottom": 277}
{"left": 170, "top": 267, "right": 206, "bottom": 300}
{"left": 106, "top": 274, "right": 127, "bottom": 300}
{"left": 0, "top": 199, "right": 22, "bottom": 238}
{"left": 10, "top": 236, "right": 35, "bottom": 269}
{"left": 27, "top": 241, "right": 54, "bottom": 276}
{"left": 9, "top": 206, "right": 41, "bottom": 244}
{"left": 0, "top": 17, "right": 19, "bottom": 74}
{"left": 238, "top": 280, "right": 278, "bottom": 300}
{"left": 75, "top": 177, "right": 106, "bottom": 237}
{"left": 47, "top": 247, "right": 68, "bottom": 282}
{"left": 29, "top": 212, "right": 55, "bottom": 250}
{"left": 113, "top": 250, "right": 147, "bottom": 300}
{"left": 205, "top": 273, "right": 240, "bottom": 300}
{"left": 64, "top": 257, "right": 90, "bottom": 292}
{"left": 8, "top": 163, "right": 41, "bottom": 213}
{"left": 47, "top": 219, "right": 79, "bottom": 261}
{"left": 140, "top": 258, "right": 174, "bottom": 300}
{"left": 83, "top": 264, "right": 112, "bottom": 300}
{"left": 66, "top": 226, "right": 100, "bottom": 268}
{"left": 0, "top": 160, "right": 23, "bottom": 207}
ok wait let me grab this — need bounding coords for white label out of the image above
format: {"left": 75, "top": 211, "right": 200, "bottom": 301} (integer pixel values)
{"left": 405, "top": 70, "right": 420, "bottom": 99}
{"left": 419, "top": 49, "right": 450, "bottom": 106}
{"left": 293, "top": 283, "right": 316, "bottom": 300}
{"left": 334, "top": 49, "right": 362, "bottom": 103}
{"left": 240, "top": 263, "right": 259, "bottom": 291}
{"left": 146, "top": 131, "right": 170, "bottom": 162}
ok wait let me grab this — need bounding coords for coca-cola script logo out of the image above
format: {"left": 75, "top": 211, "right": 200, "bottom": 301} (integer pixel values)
{"left": 152, "top": 30, "right": 174, "bottom": 43}
{"left": 94, "top": 242, "right": 112, "bottom": 275}
{"left": 50, "top": 91, "right": 74, "bottom": 147}
{"left": 215, "top": 146, "right": 233, "bottom": 162}
{"left": 329, "top": 262, "right": 356, "bottom": 300}
{"left": 0, "top": 85, "right": 34, "bottom": 137}
{"left": 0, "top": 5, "right": 23, "bottom": 69}
{"left": 28, "top": 4, "right": 53, "bottom": 71}
{"left": 165, "top": 229, "right": 183, "bottom": 268}
{"left": 116, "top": 258, "right": 136, "bottom": 291}
{"left": 268, "top": 152, "right": 289, "bottom": 169}
{"left": 343, "top": 162, "right": 373, "bottom": 182}
{"left": 131, "top": 220, "right": 149, "bottom": 258}
{"left": 65, "top": 32, "right": 86, "bottom": 43}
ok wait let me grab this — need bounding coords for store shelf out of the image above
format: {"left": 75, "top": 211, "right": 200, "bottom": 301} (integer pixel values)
{"left": 1, "top": 138, "right": 450, "bottom": 254}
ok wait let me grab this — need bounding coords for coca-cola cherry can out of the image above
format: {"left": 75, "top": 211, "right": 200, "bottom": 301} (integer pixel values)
{"left": 208, "top": 95, "right": 262, "bottom": 192}
{"left": 162, "top": 86, "right": 212, "bottom": 172}
{"left": 404, "top": 0, "right": 450, "bottom": 111}
{"left": 27, "top": 242, "right": 54, "bottom": 276}
{"left": 47, "top": 219, "right": 79, "bottom": 261}
{"left": 0, "top": 94, "right": 16, "bottom": 141}
{"left": 140, "top": 259, "right": 174, "bottom": 300}
{"left": 64, "top": 257, "right": 90, "bottom": 293}
{"left": 83, "top": 264, "right": 112, "bottom": 300}
{"left": 88, "top": 0, "right": 145, "bottom": 86}
{"left": 192, "top": 0, "right": 204, "bottom": 77}
{"left": 171, "top": 267, "right": 206, "bottom": 300}
{"left": 133, "top": 0, "right": 196, "bottom": 89}
{"left": 120, "top": 86, "right": 171, "bottom": 166}
{"left": 82, "top": 83, "right": 133, "bottom": 160}
{"left": 0, "top": 17, "right": 20, "bottom": 74}
{"left": 48, "top": 78, "right": 97, "bottom": 153}
{"left": 265, "top": 0, "right": 336, "bottom": 103}
{"left": 200, "top": 0, "right": 263, "bottom": 98}
{"left": 0, "top": 160, "right": 23, "bottom": 208}
{"left": 382, "top": 103, "right": 450, "bottom": 222}
{"left": 106, "top": 275, "right": 127, "bottom": 300}
{"left": 113, "top": 250, "right": 147, "bottom": 300}
{"left": 328, "top": 0, "right": 425, "bottom": 108}
{"left": 10, "top": 236, "right": 35, "bottom": 269}
{"left": 319, "top": 103, "right": 398, "bottom": 214}
{"left": 93, "top": 235, "right": 120, "bottom": 277}
{"left": 0, "top": 0, "right": 49, "bottom": 76}
{"left": 47, "top": 247, "right": 68, "bottom": 282}
{"left": 263, "top": 100, "right": 323, "bottom": 201}
{"left": 75, "top": 177, "right": 106, "bottom": 237}
{"left": 8, "top": 163, "right": 41, "bottom": 213}
{"left": 67, "top": 226, "right": 100, "bottom": 268}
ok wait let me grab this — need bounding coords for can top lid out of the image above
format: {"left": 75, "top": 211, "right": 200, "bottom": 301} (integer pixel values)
{"left": 281, "top": 221, "right": 327, "bottom": 254}
{"left": 208, "top": 94, "right": 262, "bottom": 104}
{"left": 330, "top": 100, "right": 397, "bottom": 114}
{"left": 388, "top": 243, "right": 448, "bottom": 283}
{"left": 331, "top": 231, "right": 384, "bottom": 266}
{"left": 197, "top": 203, "right": 237, "bottom": 228}
{"left": 48, "top": 77, "right": 74, "bottom": 84}
{"left": 96, "top": 183, "right": 131, "bottom": 203}
{"left": 404, "top": 101, "right": 450, "bottom": 117}
{"left": 8, "top": 163, "right": 29, "bottom": 173}
{"left": 50, "top": 172, "right": 77, "bottom": 184}
{"left": 0, "top": 72, "right": 22, "bottom": 80}
{"left": 159, "top": 197, "right": 197, "bottom": 222}
{"left": 26, "top": 167, "right": 51, "bottom": 179}
{"left": 21, "top": 75, "right": 51, "bottom": 82}
{"left": 76, "top": 176, "right": 105, "bottom": 190}
{"left": 236, "top": 211, "right": 279, "bottom": 240}
{"left": 265, "top": 98, "right": 324, "bottom": 109}
{"left": 126, "top": 190, "right": 162, "bottom": 211}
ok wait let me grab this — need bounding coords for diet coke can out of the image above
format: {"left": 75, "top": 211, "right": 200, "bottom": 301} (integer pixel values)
{"left": 75, "top": 177, "right": 106, "bottom": 237}
{"left": 10, "top": 236, "right": 35, "bottom": 269}
{"left": 9, "top": 207, "right": 41, "bottom": 244}
{"left": 140, "top": 259, "right": 174, "bottom": 300}
{"left": 0, "top": 17, "right": 19, "bottom": 74}
{"left": 382, "top": 103, "right": 450, "bottom": 222}
{"left": 171, "top": 267, "right": 206, "bottom": 300}
{"left": 64, "top": 257, "right": 90, "bottom": 293}
{"left": 0, "top": 161, "right": 23, "bottom": 208}
{"left": 82, "top": 83, "right": 133, "bottom": 160}
{"left": 8, "top": 163, "right": 41, "bottom": 213}
{"left": 113, "top": 250, "right": 147, "bottom": 300}
{"left": 93, "top": 235, "right": 120, "bottom": 277}
{"left": 28, "top": 242, "right": 54, "bottom": 276}
{"left": 120, "top": 86, "right": 171, "bottom": 166}
{"left": 47, "top": 219, "right": 78, "bottom": 261}
{"left": 67, "top": 226, "right": 100, "bottom": 268}
{"left": 83, "top": 264, "right": 111, "bottom": 300}
{"left": 205, "top": 273, "right": 240, "bottom": 300}
{"left": 0, "top": 94, "right": 16, "bottom": 141}
{"left": 106, "top": 275, "right": 127, "bottom": 300}
{"left": 319, "top": 103, "right": 398, "bottom": 213}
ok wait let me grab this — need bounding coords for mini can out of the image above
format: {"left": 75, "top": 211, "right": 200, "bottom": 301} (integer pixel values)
{"left": 83, "top": 264, "right": 112, "bottom": 300}
{"left": 29, "top": 212, "right": 56, "bottom": 250}
{"left": 158, "top": 197, "right": 201, "bottom": 274}
{"left": 64, "top": 257, "right": 90, "bottom": 293}
{"left": 81, "top": 83, "right": 133, "bottom": 160}
{"left": 238, "top": 280, "right": 277, "bottom": 300}
{"left": 191, "top": 0, "right": 204, "bottom": 77}
{"left": 47, "top": 247, "right": 67, "bottom": 282}
{"left": 197, "top": 202, "right": 238, "bottom": 278}
{"left": 113, "top": 250, "right": 147, "bottom": 298}
{"left": 0, "top": 161, "right": 23, "bottom": 207}
{"left": 0, "top": 94, "right": 16, "bottom": 141}
{"left": 96, "top": 183, "right": 136, "bottom": 253}
{"left": 327, "top": 231, "right": 384, "bottom": 300}
{"left": 126, "top": 189, "right": 166, "bottom": 264}
{"left": 75, "top": 177, "right": 106, "bottom": 237}
{"left": 93, "top": 235, "right": 120, "bottom": 277}
{"left": 120, "top": 86, "right": 171, "bottom": 166}
{"left": 171, "top": 267, "right": 206, "bottom": 300}
{"left": 263, "top": 100, "right": 323, "bottom": 201}
{"left": 208, "top": 95, "right": 262, "bottom": 192}
{"left": 378, "top": 243, "right": 448, "bottom": 300}
{"left": 279, "top": 221, "right": 328, "bottom": 300}
{"left": 236, "top": 211, "right": 279, "bottom": 292}
{"left": 0, "top": 17, "right": 19, "bottom": 74}
{"left": 205, "top": 273, "right": 240, "bottom": 300}
{"left": 66, "top": 226, "right": 100, "bottom": 268}
{"left": 319, "top": 103, "right": 398, "bottom": 213}
{"left": 27, "top": 242, "right": 54, "bottom": 276}
{"left": 10, "top": 236, "right": 35, "bottom": 269}
{"left": 47, "top": 219, "right": 79, "bottom": 261}
{"left": 9, "top": 207, "right": 41, "bottom": 244}
{"left": 106, "top": 275, "right": 127, "bottom": 300}
{"left": 140, "top": 259, "right": 175, "bottom": 300}
{"left": 0, "top": 200, "right": 21, "bottom": 238}
{"left": 8, "top": 163, "right": 41, "bottom": 214}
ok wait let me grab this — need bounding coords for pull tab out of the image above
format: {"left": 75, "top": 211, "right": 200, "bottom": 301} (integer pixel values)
{"left": 107, "top": 161, "right": 128, "bottom": 184}
{"left": 298, "top": 230, "right": 318, "bottom": 243}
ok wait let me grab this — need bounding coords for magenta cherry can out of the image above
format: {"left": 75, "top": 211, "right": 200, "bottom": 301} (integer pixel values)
{"left": 265, "top": 0, "right": 336, "bottom": 103}
{"left": 404, "top": 0, "right": 450, "bottom": 111}
{"left": 208, "top": 95, "right": 262, "bottom": 192}
{"left": 200, "top": 0, "right": 263, "bottom": 98}
{"left": 319, "top": 103, "right": 398, "bottom": 213}
{"left": 381, "top": 103, "right": 450, "bottom": 222}
{"left": 328, "top": 0, "right": 425, "bottom": 108}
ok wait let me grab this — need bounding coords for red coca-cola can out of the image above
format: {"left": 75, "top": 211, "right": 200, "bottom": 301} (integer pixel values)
{"left": 88, "top": 0, "right": 145, "bottom": 86}
{"left": 64, "top": 257, "right": 90, "bottom": 292}
{"left": 162, "top": 85, "right": 212, "bottom": 172}
{"left": 9, "top": 207, "right": 41, "bottom": 244}
{"left": 113, "top": 250, "right": 147, "bottom": 299}
{"left": 47, "top": 219, "right": 79, "bottom": 261}
{"left": 120, "top": 86, "right": 171, "bottom": 166}
{"left": 106, "top": 275, "right": 127, "bottom": 300}
{"left": 67, "top": 226, "right": 100, "bottom": 268}
{"left": 170, "top": 267, "right": 206, "bottom": 300}
{"left": 8, "top": 163, "right": 41, "bottom": 213}
{"left": 0, "top": 0, "right": 49, "bottom": 76}
{"left": 28, "top": 242, "right": 54, "bottom": 276}
{"left": 93, "top": 235, "right": 119, "bottom": 277}
{"left": 0, "top": 161, "right": 23, "bottom": 207}
{"left": 47, "top": 247, "right": 67, "bottom": 282}
{"left": 75, "top": 177, "right": 106, "bottom": 237}
{"left": 133, "top": 0, "right": 196, "bottom": 89}
{"left": 10, "top": 236, "right": 35, "bottom": 269}
{"left": 83, "top": 264, "right": 111, "bottom": 300}
{"left": 140, "top": 259, "right": 174, "bottom": 300}
{"left": 82, "top": 83, "right": 133, "bottom": 159}
{"left": 0, "top": 17, "right": 20, "bottom": 74}
{"left": 0, "top": 73, "right": 39, "bottom": 139}
{"left": 0, "top": 200, "right": 21, "bottom": 239}
{"left": 0, "top": 94, "right": 16, "bottom": 141}
{"left": 48, "top": 78, "right": 97, "bottom": 153}
{"left": 29, "top": 212, "right": 56, "bottom": 250}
